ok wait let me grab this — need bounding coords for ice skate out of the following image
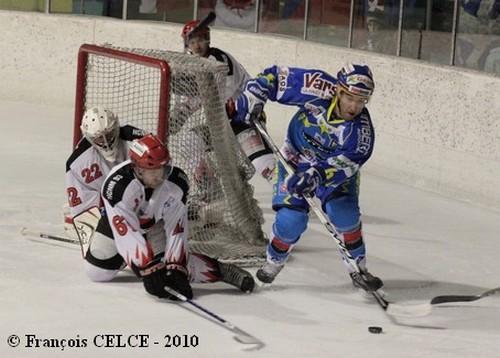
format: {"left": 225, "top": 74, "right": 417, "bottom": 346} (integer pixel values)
{"left": 256, "top": 260, "right": 284, "bottom": 284}
{"left": 350, "top": 270, "right": 383, "bottom": 292}
{"left": 218, "top": 262, "right": 255, "bottom": 293}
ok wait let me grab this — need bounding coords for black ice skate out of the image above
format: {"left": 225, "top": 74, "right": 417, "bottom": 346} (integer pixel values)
{"left": 218, "top": 262, "right": 255, "bottom": 293}
{"left": 256, "top": 261, "right": 284, "bottom": 284}
{"left": 350, "top": 270, "right": 384, "bottom": 292}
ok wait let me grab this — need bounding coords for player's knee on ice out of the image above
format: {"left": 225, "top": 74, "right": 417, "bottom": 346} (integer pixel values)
{"left": 84, "top": 261, "right": 121, "bottom": 282}
{"left": 84, "top": 231, "right": 124, "bottom": 282}
{"left": 274, "top": 207, "right": 308, "bottom": 242}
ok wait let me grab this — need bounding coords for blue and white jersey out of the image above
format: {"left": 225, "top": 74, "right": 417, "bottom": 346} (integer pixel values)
{"left": 260, "top": 65, "right": 375, "bottom": 188}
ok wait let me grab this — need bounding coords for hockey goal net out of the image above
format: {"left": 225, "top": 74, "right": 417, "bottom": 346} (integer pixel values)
{"left": 74, "top": 44, "right": 266, "bottom": 265}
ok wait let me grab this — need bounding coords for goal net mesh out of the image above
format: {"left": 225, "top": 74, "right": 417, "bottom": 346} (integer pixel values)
{"left": 76, "top": 45, "right": 266, "bottom": 265}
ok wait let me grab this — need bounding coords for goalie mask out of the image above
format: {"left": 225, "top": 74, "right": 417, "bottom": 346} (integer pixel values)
{"left": 81, "top": 107, "right": 120, "bottom": 162}
{"left": 129, "top": 134, "right": 171, "bottom": 188}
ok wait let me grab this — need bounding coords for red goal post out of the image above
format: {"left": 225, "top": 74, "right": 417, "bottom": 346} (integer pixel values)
{"left": 73, "top": 44, "right": 170, "bottom": 148}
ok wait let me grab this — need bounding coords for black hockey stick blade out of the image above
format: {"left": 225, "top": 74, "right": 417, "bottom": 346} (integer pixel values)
{"left": 430, "top": 286, "right": 500, "bottom": 305}
{"left": 164, "top": 287, "right": 264, "bottom": 348}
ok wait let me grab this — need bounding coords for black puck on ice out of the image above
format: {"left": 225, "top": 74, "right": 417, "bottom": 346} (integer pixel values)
{"left": 368, "top": 326, "right": 383, "bottom": 334}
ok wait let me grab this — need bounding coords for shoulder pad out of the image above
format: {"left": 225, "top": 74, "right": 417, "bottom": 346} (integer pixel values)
{"left": 102, "top": 164, "right": 135, "bottom": 207}
{"left": 168, "top": 167, "right": 189, "bottom": 204}
{"left": 120, "top": 125, "right": 146, "bottom": 141}
{"left": 66, "top": 138, "right": 92, "bottom": 172}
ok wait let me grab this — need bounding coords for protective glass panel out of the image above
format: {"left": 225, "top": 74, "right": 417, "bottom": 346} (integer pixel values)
{"left": 455, "top": 0, "right": 500, "bottom": 75}
{"left": 307, "top": 0, "right": 350, "bottom": 47}
{"left": 259, "top": 0, "right": 306, "bottom": 38}
{"left": 352, "top": 0, "right": 398, "bottom": 55}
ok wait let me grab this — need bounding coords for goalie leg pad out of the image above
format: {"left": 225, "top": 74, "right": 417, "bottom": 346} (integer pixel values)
{"left": 234, "top": 124, "right": 272, "bottom": 162}
{"left": 251, "top": 153, "right": 276, "bottom": 182}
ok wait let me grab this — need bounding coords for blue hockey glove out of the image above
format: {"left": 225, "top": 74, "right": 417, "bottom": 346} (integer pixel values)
{"left": 286, "top": 164, "right": 325, "bottom": 196}
{"left": 234, "top": 77, "right": 270, "bottom": 125}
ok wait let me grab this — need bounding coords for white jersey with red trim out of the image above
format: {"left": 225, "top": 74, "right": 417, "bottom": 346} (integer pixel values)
{"left": 101, "top": 160, "right": 191, "bottom": 270}
{"left": 65, "top": 125, "right": 145, "bottom": 218}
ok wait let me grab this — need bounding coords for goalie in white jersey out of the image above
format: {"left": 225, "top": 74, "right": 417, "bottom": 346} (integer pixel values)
{"left": 85, "top": 134, "right": 255, "bottom": 299}
{"left": 65, "top": 107, "right": 145, "bottom": 239}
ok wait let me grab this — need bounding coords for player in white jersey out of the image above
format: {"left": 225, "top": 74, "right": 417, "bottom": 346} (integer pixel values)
{"left": 181, "top": 19, "right": 276, "bottom": 181}
{"left": 84, "top": 134, "right": 255, "bottom": 299}
{"left": 65, "top": 107, "right": 145, "bottom": 238}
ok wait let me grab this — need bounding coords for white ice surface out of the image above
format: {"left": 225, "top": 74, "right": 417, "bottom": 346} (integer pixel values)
{"left": 1, "top": 101, "right": 500, "bottom": 358}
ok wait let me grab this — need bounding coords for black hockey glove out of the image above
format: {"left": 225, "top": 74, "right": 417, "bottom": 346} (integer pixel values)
{"left": 164, "top": 264, "right": 193, "bottom": 300}
{"left": 139, "top": 259, "right": 171, "bottom": 299}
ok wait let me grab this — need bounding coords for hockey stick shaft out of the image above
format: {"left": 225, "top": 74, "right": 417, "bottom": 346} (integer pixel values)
{"left": 20, "top": 227, "right": 79, "bottom": 245}
{"left": 164, "top": 287, "right": 263, "bottom": 346}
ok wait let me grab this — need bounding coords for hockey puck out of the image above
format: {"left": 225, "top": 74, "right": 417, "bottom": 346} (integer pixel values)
{"left": 368, "top": 326, "right": 383, "bottom": 334}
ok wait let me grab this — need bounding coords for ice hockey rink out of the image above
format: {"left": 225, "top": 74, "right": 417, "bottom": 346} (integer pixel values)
{"left": 1, "top": 100, "right": 500, "bottom": 358}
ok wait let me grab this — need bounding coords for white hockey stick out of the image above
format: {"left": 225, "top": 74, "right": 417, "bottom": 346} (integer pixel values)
{"left": 20, "top": 227, "right": 80, "bottom": 245}
{"left": 164, "top": 287, "right": 264, "bottom": 348}
{"left": 249, "top": 105, "right": 431, "bottom": 317}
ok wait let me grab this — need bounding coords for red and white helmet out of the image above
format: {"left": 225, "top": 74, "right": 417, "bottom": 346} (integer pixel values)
{"left": 129, "top": 134, "right": 170, "bottom": 169}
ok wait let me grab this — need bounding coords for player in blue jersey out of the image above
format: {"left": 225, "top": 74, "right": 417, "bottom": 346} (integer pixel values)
{"left": 232, "top": 63, "right": 383, "bottom": 291}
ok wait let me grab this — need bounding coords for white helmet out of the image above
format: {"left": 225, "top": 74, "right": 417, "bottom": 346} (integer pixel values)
{"left": 80, "top": 107, "right": 120, "bottom": 162}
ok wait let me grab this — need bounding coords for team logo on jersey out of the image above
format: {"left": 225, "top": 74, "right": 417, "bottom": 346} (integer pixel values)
{"left": 277, "top": 66, "right": 290, "bottom": 100}
{"left": 302, "top": 72, "right": 335, "bottom": 99}
{"left": 163, "top": 196, "right": 175, "bottom": 209}
{"left": 105, "top": 174, "right": 123, "bottom": 200}
{"left": 303, "top": 102, "right": 324, "bottom": 116}
{"left": 302, "top": 148, "right": 316, "bottom": 161}
{"left": 356, "top": 116, "right": 372, "bottom": 155}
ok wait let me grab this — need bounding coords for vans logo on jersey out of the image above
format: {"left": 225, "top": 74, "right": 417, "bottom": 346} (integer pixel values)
{"left": 302, "top": 72, "right": 335, "bottom": 98}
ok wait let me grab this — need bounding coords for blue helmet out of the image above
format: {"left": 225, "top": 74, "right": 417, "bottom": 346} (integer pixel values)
{"left": 336, "top": 64, "right": 375, "bottom": 98}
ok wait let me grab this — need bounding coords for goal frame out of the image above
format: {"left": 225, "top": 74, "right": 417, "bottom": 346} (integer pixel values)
{"left": 73, "top": 44, "right": 171, "bottom": 148}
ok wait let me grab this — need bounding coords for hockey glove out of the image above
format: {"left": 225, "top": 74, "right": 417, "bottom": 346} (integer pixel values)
{"left": 234, "top": 77, "right": 270, "bottom": 125}
{"left": 164, "top": 265, "right": 193, "bottom": 300}
{"left": 139, "top": 259, "right": 171, "bottom": 299}
{"left": 286, "top": 164, "right": 325, "bottom": 196}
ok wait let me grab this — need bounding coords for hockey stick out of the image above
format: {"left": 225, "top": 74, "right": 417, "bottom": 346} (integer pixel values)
{"left": 187, "top": 11, "right": 216, "bottom": 40}
{"left": 164, "top": 287, "right": 264, "bottom": 348}
{"left": 430, "top": 286, "right": 500, "bottom": 305}
{"left": 249, "top": 105, "right": 431, "bottom": 317}
{"left": 20, "top": 227, "right": 80, "bottom": 245}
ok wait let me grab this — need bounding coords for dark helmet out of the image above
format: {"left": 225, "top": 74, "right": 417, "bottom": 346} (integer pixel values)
{"left": 336, "top": 64, "right": 375, "bottom": 98}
